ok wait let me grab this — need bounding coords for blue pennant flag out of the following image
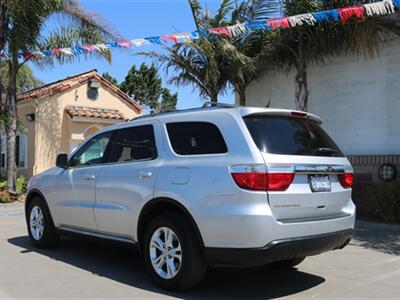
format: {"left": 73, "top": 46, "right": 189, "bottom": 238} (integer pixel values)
{"left": 393, "top": 0, "right": 400, "bottom": 9}
{"left": 144, "top": 36, "right": 163, "bottom": 45}
{"left": 313, "top": 9, "right": 340, "bottom": 23}
{"left": 106, "top": 42, "right": 118, "bottom": 48}
{"left": 245, "top": 20, "right": 270, "bottom": 31}
{"left": 72, "top": 46, "right": 84, "bottom": 54}
{"left": 42, "top": 50, "right": 52, "bottom": 56}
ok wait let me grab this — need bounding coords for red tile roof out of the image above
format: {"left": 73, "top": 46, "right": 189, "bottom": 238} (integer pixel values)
{"left": 65, "top": 105, "right": 127, "bottom": 120}
{"left": 17, "top": 69, "right": 142, "bottom": 113}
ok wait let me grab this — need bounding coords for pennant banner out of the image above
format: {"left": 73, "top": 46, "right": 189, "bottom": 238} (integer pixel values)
{"left": 0, "top": 0, "right": 398, "bottom": 60}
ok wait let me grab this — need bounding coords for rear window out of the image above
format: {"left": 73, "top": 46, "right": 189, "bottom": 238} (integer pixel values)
{"left": 243, "top": 116, "right": 344, "bottom": 157}
{"left": 166, "top": 122, "right": 227, "bottom": 155}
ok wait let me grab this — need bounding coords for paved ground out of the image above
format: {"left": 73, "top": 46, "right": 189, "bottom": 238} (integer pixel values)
{"left": 0, "top": 203, "right": 399, "bottom": 299}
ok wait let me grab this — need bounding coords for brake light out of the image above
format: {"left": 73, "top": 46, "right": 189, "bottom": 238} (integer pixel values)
{"left": 339, "top": 173, "right": 353, "bottom": 188}
{"left": 230, "top": 164, "right": 294, "bottom": 191}
{"left": 291, "top": 111, "right": 308, "bottom": 117}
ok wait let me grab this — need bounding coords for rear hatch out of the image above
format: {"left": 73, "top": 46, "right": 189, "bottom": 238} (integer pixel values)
{"left": 242, "top": 111, "right": 353, "bottom": 222}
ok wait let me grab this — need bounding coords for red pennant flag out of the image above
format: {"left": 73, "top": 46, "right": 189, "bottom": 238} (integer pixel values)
{"left": 339, "top": 6, "right": 365, "bottom": 23}
{"left": 208, "top": 27, "right": 231, "bottom": 37}
{"left": 267, "top": 18, "right": 290, "bottom": 30}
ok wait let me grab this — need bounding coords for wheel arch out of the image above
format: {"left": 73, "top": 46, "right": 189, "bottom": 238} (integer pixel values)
{"left": 137, "top": 197, "right": 205, "bottom": 252}
{"left": 25, "top": 189, "right": 53, "bottom": 221}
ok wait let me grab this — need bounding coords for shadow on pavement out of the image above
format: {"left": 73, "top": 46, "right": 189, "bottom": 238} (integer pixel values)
{"left": 352, "top": 224, "right": 400, "bottom": 256}
{"left": 8, "top": 235, "right": 325, "bottom": 299}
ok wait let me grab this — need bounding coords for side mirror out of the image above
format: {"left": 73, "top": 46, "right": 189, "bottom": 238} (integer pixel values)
{"left": 56, "top": 153, "right": 69, "bottom": 169}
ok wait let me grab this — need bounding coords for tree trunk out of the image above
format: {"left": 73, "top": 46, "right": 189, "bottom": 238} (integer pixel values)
{"left": 5, "top": 56, "right": 17, "bottom": 192}
{"left": 210, "top": 94, "right": 218, "bottom": 105}
{"left": 294, "top": 64, "right": 309, "bottom": 112}
{"left": 294, "top": 29, "right": 309, "bottom": 112}
{"left": 238, "top": 89, "right": 246, "bottom": 106}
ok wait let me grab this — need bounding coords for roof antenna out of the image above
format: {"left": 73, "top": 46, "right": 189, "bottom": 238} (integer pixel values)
{"left": 265, "top": 100, "right": 271, "bottom": 108}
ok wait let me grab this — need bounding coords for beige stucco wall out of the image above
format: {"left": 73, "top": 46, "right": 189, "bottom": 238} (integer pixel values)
{"left": 18, "top": 80, "right": 140, "bottom": 178}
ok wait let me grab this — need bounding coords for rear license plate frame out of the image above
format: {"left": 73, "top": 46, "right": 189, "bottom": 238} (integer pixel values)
{"left": 309, "top": 175, "right": 331, "bottom": 192}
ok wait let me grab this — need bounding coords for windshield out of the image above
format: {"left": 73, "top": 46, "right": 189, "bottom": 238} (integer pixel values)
{"left": 243, "top": 115, "right": 344, "bottom": 157}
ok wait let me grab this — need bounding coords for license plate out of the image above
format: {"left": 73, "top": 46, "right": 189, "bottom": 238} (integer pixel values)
{"left": 309, "top": 175, "right": 331, "bottom": 192}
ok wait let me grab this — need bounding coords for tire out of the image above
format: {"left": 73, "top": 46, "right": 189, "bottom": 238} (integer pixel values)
{"left": 270, "top": 257, "right": 306, "bottom": 269}
{"left": 143, "top": 212, "right": 207, "bottom": 291}
{"left": 27, "top": 197, "right": 59, "bottom": 248}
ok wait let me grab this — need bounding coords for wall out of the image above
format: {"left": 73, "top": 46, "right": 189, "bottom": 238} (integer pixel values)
{"left": 243, "top": 39, "right": 400, "bottom": 156}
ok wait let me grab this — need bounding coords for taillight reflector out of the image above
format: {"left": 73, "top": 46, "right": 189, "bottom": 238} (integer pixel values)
{"left": 339, "top": 173, "right": 353, "bottom": 188}
{"left": 231, "top": 172, "right": 294, "bottom": 191}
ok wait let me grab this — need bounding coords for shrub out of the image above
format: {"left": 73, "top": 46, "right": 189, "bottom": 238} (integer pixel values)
{"left": 16, "top": 175, "right": 27, "bottom": 194}
{"left": 369, "top": 182, "right": 400, "bottom": 223}
{"left": 0, "top": 190, "right": 11, "bottom": 203}
{"left": 0, "top": 181, "right": 7, "bottom": 190}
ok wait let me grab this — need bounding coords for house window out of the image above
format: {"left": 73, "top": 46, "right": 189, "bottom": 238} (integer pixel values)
{"left": 0, "top": 133, "right": 28, "bottom": 169}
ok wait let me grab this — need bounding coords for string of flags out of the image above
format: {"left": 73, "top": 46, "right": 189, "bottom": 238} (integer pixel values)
{"left": 0, "top": 0, "right": 399, "bottom": 60}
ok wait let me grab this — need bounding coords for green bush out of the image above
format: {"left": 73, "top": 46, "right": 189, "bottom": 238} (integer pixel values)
{"left": 0, "top": 190, "right": 11, "bottom": 203}
{"left": 16, "top": 175, "right": 27, "bottom": 194}
{"left": 0, "top": 181, "right": 7, "bottom": 190}
{"left": 369, "top": 182, "right": 400, "bottom": 223}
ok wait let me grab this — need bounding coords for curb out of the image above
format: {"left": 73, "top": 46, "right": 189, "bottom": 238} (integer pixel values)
{"left": 356, "top": 220, "right": 400, "bottom": 231}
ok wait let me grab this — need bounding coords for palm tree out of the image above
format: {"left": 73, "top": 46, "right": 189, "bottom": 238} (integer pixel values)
{"left": 2, "top": 0, "right": 114, "bottom": 191}
{"left": 144, "top": 0, "right": 273, "bottom": 104}
{"left": 261, "top": 0, "right": 400, "bottom": 111}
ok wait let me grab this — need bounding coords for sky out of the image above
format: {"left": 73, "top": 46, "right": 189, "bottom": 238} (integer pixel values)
{"left": 30, "top": 0, "right": 235, "bottom": 110}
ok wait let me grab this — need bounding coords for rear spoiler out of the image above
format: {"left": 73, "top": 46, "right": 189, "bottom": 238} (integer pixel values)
{"left": 239, "top": 107, "right": 322, "bottom": 124}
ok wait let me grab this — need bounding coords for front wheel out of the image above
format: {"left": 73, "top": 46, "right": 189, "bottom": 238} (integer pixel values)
{"left": 27, "top": 197, "right": 59, "bottom": 248}
{"left": 143, "top": 212, "right": 207, "bottom": 291}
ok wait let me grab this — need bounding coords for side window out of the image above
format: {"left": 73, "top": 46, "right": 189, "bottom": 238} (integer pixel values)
{"left": 109, "top": 125, "right": 157, "bottom": 163}
{"left": 69, "top": 132, "right": 113, "bottom": 167}
{"left": 166, "top": 122, "right": 227, "bottom": 155}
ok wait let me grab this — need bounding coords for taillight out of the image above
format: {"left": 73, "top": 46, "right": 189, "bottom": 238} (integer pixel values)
{"left": 339, "top": 173, "right": 353, "bottom": 188}
{"left": 230, "top": 164, "right": 294, "bottom": 191}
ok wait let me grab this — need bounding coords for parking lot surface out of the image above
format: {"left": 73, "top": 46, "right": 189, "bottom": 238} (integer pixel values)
{"left": 0, "top": 203, "right": 399, "bottom": 299}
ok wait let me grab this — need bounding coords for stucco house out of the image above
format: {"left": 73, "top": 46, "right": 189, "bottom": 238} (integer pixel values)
{"left": 2, "top": 69, "right": 142, "bottom": 179}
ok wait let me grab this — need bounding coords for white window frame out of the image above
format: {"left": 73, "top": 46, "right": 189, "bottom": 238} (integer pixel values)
{"left": 0, "top": 132, "right": 28, "bottom": 170}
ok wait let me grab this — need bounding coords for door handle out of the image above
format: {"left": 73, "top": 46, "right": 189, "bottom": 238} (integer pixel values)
{"left": 84, "top": 174, "right": 96, "bottom": 181}
{"left": 137, "top": 171, "right": 152, "bottom": 179}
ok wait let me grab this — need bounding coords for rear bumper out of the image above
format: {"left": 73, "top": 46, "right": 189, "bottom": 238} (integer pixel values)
{"left": 204, "top": 229, "right": 353, "bottom": 267}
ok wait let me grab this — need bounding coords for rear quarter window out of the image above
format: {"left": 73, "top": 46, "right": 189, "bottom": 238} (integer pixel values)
{"left": 244, "top": 116, "right": 344, "bottom": 157}
{"left": 166, "top": 122, "right": 227, "bottom": 155}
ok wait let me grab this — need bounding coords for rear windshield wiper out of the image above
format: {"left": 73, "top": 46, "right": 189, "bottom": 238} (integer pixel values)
{"left": 312, "top": 147, "right": 339, "bottom": 156}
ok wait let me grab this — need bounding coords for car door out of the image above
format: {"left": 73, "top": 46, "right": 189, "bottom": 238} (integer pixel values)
{"left": 52, "top": 131, "right": 115, "bottom": 230}
{"left": 94, "top": 122, "right": 161, "bottom": 239}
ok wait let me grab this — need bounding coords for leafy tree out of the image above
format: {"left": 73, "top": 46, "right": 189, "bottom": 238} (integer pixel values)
{"left": 102, "top": 71, "right": 119, "bottom": 86}
{"left": 160, "top": 88, "right": 178, "bottom": 112}
{"left": 1, "top": 0, "right": 114, "bottom": 191}
{"left": 120, "top": 63, "right": 162, "bottom": 112}
{"left": 0, "top": 62, "right": 43, "bottom": 93}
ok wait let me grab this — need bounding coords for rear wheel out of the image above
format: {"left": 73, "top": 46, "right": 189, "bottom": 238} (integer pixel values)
{"left": 27, "top": 197, "right": 59, "bottom": 248}
{"left": 143, "top": 212, "right": 207, "bottom": 291}
{"left": 270, "top": 257, "right": 306, "bottom": 269}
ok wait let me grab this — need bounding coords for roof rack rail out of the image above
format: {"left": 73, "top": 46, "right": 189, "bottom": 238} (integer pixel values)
{"left": 130, "top": 101, "right": 238, "bottom": 121}
{"left": 202, "top": 101, "right": 238, "bottom": 108}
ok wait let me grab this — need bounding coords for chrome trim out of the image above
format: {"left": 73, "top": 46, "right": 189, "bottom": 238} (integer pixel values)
{"left": 58, "top": 226, "right": 136, "bottom": 244}
{"left": 295, "top": 165, "right": 345, "bottom": 174}
{"left": 277, "top": 212, "right": 352, "bottom": 224}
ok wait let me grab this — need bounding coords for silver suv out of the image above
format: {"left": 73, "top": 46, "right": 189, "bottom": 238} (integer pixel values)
{"left": 25, "top": 105, "right": 355, "bottom": 290}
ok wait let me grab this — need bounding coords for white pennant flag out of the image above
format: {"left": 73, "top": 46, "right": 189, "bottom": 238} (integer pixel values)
{"left": 61, "top": 48, "right": 73, "bottom": 56}
{"left": 287, "top": 13, "right": 316, "bottom": 27}
{"left": 226, "top": 24, "right": 247, "bottom": 37}
{"left": 131, "top": 39, "right": 151, "bottom": 47}
{"left": 364, "top": 0, "right": 395, "bottom": 16}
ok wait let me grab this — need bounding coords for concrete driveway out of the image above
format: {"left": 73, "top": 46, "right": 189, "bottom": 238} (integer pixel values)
{"left": 0, "top": 203, "right": 399, "bottom": 299}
